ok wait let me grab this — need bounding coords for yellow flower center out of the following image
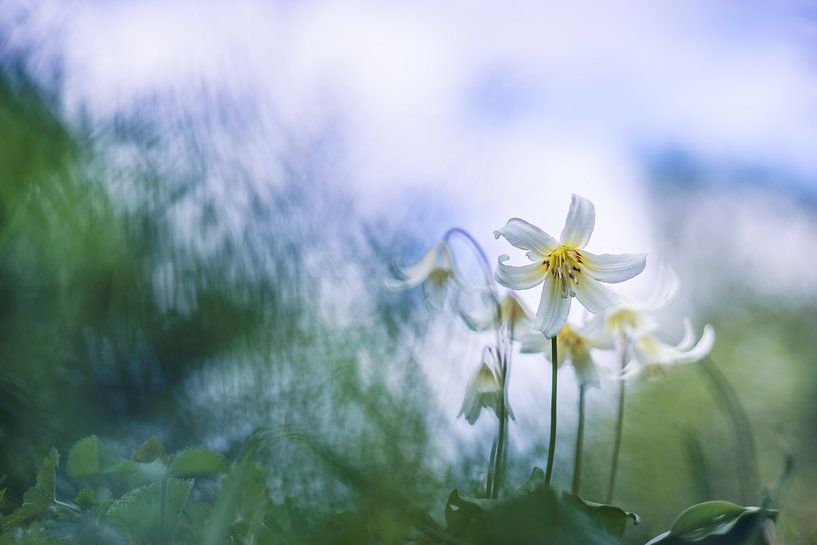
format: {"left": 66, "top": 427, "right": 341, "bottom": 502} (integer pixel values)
{"left": 543, "top": 245, "right": 583, "bottom": 286}
{"left": 554, "top": 324, "right": 590, "bottom": 367}
{"left": 428, "top": 268, "right": 452, "bottom": 284}
{"left": 605, "top": 308, "right": 644, "bottom": 338}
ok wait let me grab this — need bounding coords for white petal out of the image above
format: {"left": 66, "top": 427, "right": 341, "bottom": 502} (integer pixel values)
{"left": 495, "top": 257, "right": 546, "bottom": 290}
{"left": 533, "top": 274, "right": 571, "bottom": 338}
{"left": 519, "top": 331, "right": 549, "bottom": 353}
{"left": 673, "top": 324, "right": 715, "bottom": 364}
{"left": 571, "top": 350, "right": 599, "bottom": 387}
{"left": 385, "top": 243, "right": 450, "bottom": 290}
{"left": 494, "top": 218, "right": 558, "bottom": 258}
{"left": 423, "top": 277, "right": 449, "bottom": 310}
{"left": 574, "top": 316, "right": 614, "bottom": 349}
{"left": 582, "top": 251, "right": 647, "bottom": 284}
{"left": 676, "top": 319, "right": 696, "bottom": 351}
{"left": 573, "top": 274, "right": 619, "bottom": 314}
{"left": 644, "top": 265, "right": 680, "bottom": 311}
{"left": 454, "top": 289, "right": 497, "bottom": 332}
{"left": 501, "top": 293, "right": 534, "bottom": 338}
{"left": 559, "top": 194, "right": 595, "bottom": 248}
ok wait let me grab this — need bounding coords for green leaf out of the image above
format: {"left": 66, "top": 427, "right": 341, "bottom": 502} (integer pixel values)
{"left": 168, "top": 447, "right": 227, "bottom": 477}
{"left": 563, "top": 492, "right": 639, "bottom": 537}
{"left": 67, "top": 435, "right": 133, "bottom": 477}
{"left": 645, "top": 501, "right": 779, "bottom": 544}
{"left": 443, "top": 469, "right": 613, "bottom": 545}
{"left": 67, "top": 435, "right": 168, "bottom": 484}
{"left": 3, "top": 448, "right": 59, "bottom": 529}
{"left": 670, "top": 501, "right": 748, "bottom": 537}
{"left": 133, "top": 436, "right": 168, "bottom": 463}
{"left": 104, "top": 479, "right": 193, "bottom": 542}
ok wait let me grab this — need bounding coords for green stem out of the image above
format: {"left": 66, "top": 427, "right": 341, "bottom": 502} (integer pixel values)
{"left": 486, "top": 433, "right": 498, "bottom": 497}
{"left": 606, "top": 346, "right": 628, "bottom": 504}
{"left": 544, "top": 336, "right": 558, "bottom": 486}
{"left": 571, "top": 384, "right": 586, "bottom": 495}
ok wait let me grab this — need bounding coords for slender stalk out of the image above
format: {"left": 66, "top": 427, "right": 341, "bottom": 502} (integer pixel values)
{"left": 544, "top": 336, "right": 558, "bottom": 486}
{"left": 606, "top": 345, "right": 628, "bottom": 504}
{"left": 492, "top": 385, "right": 508, "bottom": 498}
{"left": 571, "top": 384, "right": 586, "bottom": 495}
{"left": 486, "top": 434, "right": 498, "bottom": 497}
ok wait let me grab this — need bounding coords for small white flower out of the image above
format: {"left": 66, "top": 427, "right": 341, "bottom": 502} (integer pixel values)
{"left": 520, "top": 322, "right": 612, "bottom": 386}
{"left": 456, "top": 291, "right": 532, "bottom": 340}
{"left": 458, "top": 347, "right": 513, "bottom": 425}
{"left": 494, "top": 194, "right": 646, "bottom": 338}
{"left": 601, "top": 265, "right": 680, "bottom": 341}
{"left": 625, "top": 320, "right": 716, "bottom": 379}
{"left": 385, "top": 242, "right": 455, "bottom": 309}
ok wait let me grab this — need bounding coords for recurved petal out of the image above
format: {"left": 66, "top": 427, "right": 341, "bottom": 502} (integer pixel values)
{"left": 673, "top": 324, "right": 715, "bottom": 364}
{"left": 386, "top": 243, "right": 450, "bottom": 290}
{"left": 643, "top": 265, "right": 680, "bottom": 311}
{"left": 574, "top": 274, "right": 619, "bottom": 314}
{"left": 494, "top": 218, "right": 558, "bottom": 258}
{"left": 582, "top": 251, "right": 647, "bottom": 284}
{"left": 559, "top": 194, "right": 595, "bottom": 248}
{"left": 533, "top": 274, "right": 572, "bottom": 338}
{"left": 495, "top": 257, "right": 546, "bottom": 290}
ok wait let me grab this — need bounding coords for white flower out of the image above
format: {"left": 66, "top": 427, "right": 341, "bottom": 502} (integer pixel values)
{"left": 601, "top": 265, "right": 680, "bottom": 341}
{"left": 520, "top": 322, "right": 612, "bottom": 386}
{"left": 458, "top": 347, "right": 513, "bottom": 425}
{"left": 625, "top": 320, "right": 716, "bottom": 379}
{"left": 385, "top": 242, "right": 455, "bottom": 309}
{"left": 494, "top": 194, "right": 646, "bottom": 338}
{"left": 456, "top": 291, "right": 532, "bottom": 340}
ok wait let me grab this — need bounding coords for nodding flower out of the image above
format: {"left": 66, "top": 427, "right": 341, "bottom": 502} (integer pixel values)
{"left": 458, "top": 347, "right": 513, "bottom": 425}
{"left": 520, "top": 321, "right": 612, "bottom": 387}
{"left": 386, "top": 241, "right": 455, "bottom": 310}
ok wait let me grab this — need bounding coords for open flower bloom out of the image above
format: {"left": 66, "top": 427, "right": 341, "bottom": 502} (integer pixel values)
{"left": 456, "top": 291, "right": 532, "bottom": 340}
{"left": 494, "top": 194, "right": 646, "bottom": 338}
{"left": 600, "top": 266, "right": 680, "bottom": 341}
{"left": 458, "top": 347, "right": 513, "bottom": 425}
{"left": 520, "top": 322, "right": 612, "bottom": 387}
{"left": 625, "top": 320, "right": 716, "bottom": 379}
{"left": 385, "top": 242, "right": 455, "bottom": 309}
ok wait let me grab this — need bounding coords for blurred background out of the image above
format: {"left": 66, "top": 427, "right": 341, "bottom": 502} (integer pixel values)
{"left": 1, "top": 0, "right": 816, "bottom": 543}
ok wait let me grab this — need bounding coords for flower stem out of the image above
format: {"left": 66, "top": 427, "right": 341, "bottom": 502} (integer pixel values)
{"left": 606, "top": 347, "right": 628, "bottom": 504}
{"left": 571, "top": 383, "right": 586, "bottom": 495}
{"left": 492, "top": 390, "right": 508, "bottom": 498}
{"left": 544, "top": 336, "right": 558, "bottom": 486}
{"left": 486, "top": 434, "right": 498, "bottom": 497}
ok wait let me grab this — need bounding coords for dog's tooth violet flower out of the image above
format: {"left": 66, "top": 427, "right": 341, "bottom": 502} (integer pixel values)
{"left": 456, "top": 291, "right": 532, "bottom": 340}
{"left": 627, "top": 319, "right": 716, "bottom": 379}
{"left": 458, "top": 347, "right": 513, "bottom": 425}
{"left": 386, "top": 242, "right": 455, "bottom": 309}
{"left": 520, "top": 322, "right": 611, "bottom": 386}
{"left": 602, "top": 265, "right": 680, "bottom": 341}
{"left": 494, "top": 194, "right": 647, "bottom": 337}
